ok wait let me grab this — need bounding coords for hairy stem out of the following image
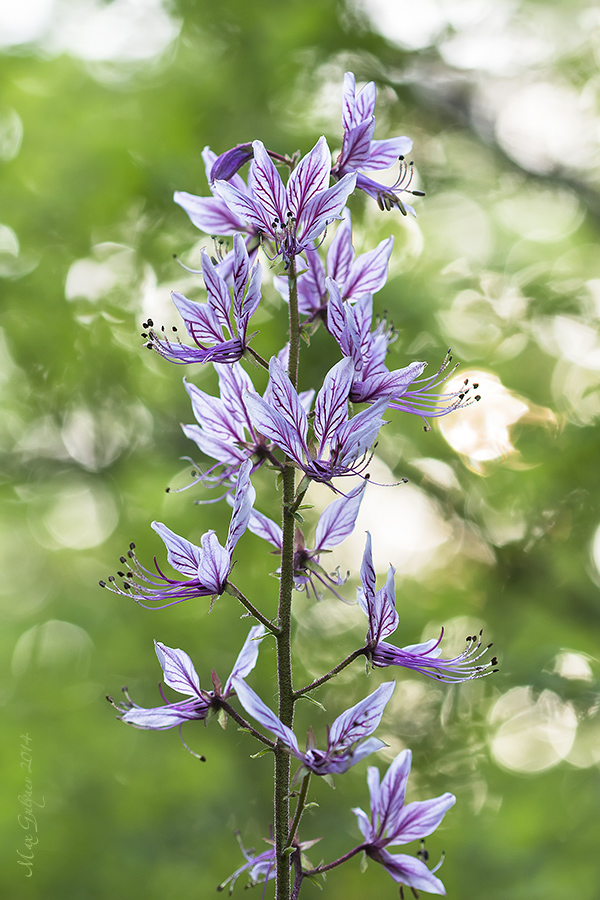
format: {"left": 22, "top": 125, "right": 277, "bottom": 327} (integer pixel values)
{"left": 223, "top": 582, "right": 279, "bottom": 634}
{"left": 294, "top": 648, "right": 367, "bottom": 699}
{"left": 286, "top": 773, "right": 311, "bottom": 849}
{"left": 274, "top": 255, "right": 301, "bottom": 900}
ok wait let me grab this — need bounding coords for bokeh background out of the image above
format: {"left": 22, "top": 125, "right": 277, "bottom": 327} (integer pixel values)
{"left": 2, "top": 0, "right": 600, "bottom": 897}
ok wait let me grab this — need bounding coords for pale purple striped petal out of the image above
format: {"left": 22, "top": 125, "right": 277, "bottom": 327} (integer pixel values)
{"left": 265, "top": 356, "right": 309, "bottom": 446}
{"left": 225, "top": 459, "right": 255, "bottom": 554}
{"left": 376, "top": 749, "right": 412, "bottom": 829}
{"left": 326, "top": 211, "right": 354, "bottom": 285}
{"left": 224, "top": 624, "right": 266, "bottom": 695}
{"left": 213, "top": 178, "right": 272, "bottom": 233}
{"left": 121, "top": 702, "right": 208, "bottom": 730}
{"left": 298, "top": 173, "right": 357, "bottom": 244}
{"left": 344, "top": 236, "right": 394, "bottom": 300}
{"left": 342, "top": 118, "right": 376, "bottom": 168}
{"left": 286, "top": 136, "right": 332, "bottom": 220}
{"left": 364, "top": 136, "right": 413, "bottom": 170}
{"left": 244, "top": 392, "right": 307, "bottom": 467}
{"left": 313, "top": 358, "right": 354, "bottom": 448}
{"left": 247, "top": 508, "right": 283, "bottom": 550}
{"left": 173, "top": 191, "right": 247, "bottom": 235}
{"left": 197, "top": 530, "right": 230, "bottom": 593}
{"left": 232, "top": 677, "right": 301, "bottom": 756}
{"left": 171, "top": 291, "right": 224, "bottom": 344}
{"left": 376, "top": 850, "right": 447, "bottom": 893}
{"left": 154, "top": 641, "right": 202, "bottom": 696}
{"left": 313, "top": 480, "right": 367, "bottom": 550}
{"left": 151, "top": 522, "right": 202, "bottom": 577}
{"left": 390, "top": 794, "right": 456, "bottom": 844}
{"left": 201, "top": 249, "right": 232, "bottom": 332}
{"left": 328, "top": 681, "right": 395, "bottom": 750}
{"left": 184, "top": 379, "right": 246, "bottom": 443}
{"left": 248, "top": 139, "right": 287, "bottom": 225}
{"left": 332, "top": 396, "right": 388, "bottom": 465}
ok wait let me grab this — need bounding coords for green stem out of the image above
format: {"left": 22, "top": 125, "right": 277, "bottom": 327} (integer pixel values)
{"left": 293, "top": 648, "right": 367, "bottom": 699}
{"left": 286, "top": 773, "right": 311, "bottom": 849}
{"left": 223, "top": 582, "right": 279, "bottom": 634}
{"left": 274, "top": 255, "right": 302, "bottom": 900}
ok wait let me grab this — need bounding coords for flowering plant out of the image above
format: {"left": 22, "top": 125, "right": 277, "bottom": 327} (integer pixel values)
{"left": 103, "top": 72, "right": 493, "bottom": 899}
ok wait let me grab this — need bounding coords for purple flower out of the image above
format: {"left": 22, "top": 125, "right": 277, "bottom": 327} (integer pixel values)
{"left": 245, "top": 355, "right": 388, "bottom": 485}
{"left": 327, "top": 278, "right": 480, "bottom": 426}
{"left": 331, "top": 72, "right": 423, "bottom": 215}
{"left": 217, "top": 832, "right": 276, "bottom": 895}
{"left": 100, "top": 460, "right": 255, "bottom": 608}
{"left": 359, "top": 533, "right": 498, "bottom": 683}
{"left": 143, "top": 234, "right": 261, "bottom": 365}
{"left": 247, "top": 480, "right": 367, "bottom": 599}
{"left": 274, "top": 209, "right": 393, "bottom": 322}
{"left": 232, "top": 677, "right": 395, "bottom": 777}
{"left": 353, "top": 749, "right": 455, "bottom": 894}
{"left": 174, "top": 146, "right": 262, "bottom": 246}
{"left": 213, "top": 137, "right": 356, "bottom": 268}
{"left": 109, "top": 624, "right": 265, "bottom": 730}
{"left": 181, "top": 363, "right": 278, "bottom": 490}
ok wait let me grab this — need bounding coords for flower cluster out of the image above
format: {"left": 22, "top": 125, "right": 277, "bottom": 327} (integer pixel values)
{"left": 106, "top": 71, "right": 497, "bottom": 899}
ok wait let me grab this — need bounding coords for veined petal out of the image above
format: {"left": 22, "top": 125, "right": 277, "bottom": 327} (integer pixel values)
{"left": 377, "top": 749, "right": 412, "bottom": 830}
{"left": 225, "top": 459, "right": 255, "bottom": 554}
{"left": 389, "top": 793, "right": 456, "bottom": 845}
{"left": 363, "top": 136, "right": 414, "bottom": 170}
{"left": 314, "top": 480, "right": 367, "bottom": 550}
{"left": 344, "top": 236, "right": 394, "bottom": 301}
{"left": 201, "top": 249, "right": 232, "bottom": 332}
{"left": 331, "top": 396, "right": 388, "bottom": 466}
{"left": 232, "top": 677, "right": 301, "bottom": 757}
{"left": 247, "top": 508, "right": 283, "bottom": 550}
{"left": 313, "top": 357, "right": 354, "bottom": 449}
{"left": 266, "top": 356, "right": 309, "bottom": 446}
{"left": 249, "top": 139, "right": 287, "bottom": 225}
{"left": 327, "top": 210, "right": 355, "bottom": 285}
{"left": 151, "top": 522, "right": 202, "bottom": 577}
{"left": 375, "top": 849, "right": 447, "bottom": 893}
{"left": 297, "top": 173, "right": 357, "bottom": 245}
{"left": 171, "top": 291, "right": 224, "bottom": 344}
{"left": 213, "top": 178, "right": 272, "bottom": 233}
{"left": 328, "top": 681, "right": 395, "bottom": 750}
{"left": 154, "top": 641, "right": 202, "bottom": 696}
{"left": 196, "top": 530, "right": 230, "bottom": 593}
{"left": 286, "top": 136, "right": 332, "bottom": 220}
{"left": 341, "top": 118, "right": 376, "bottom": 169}
{"left": 173, "top": 191, "right": 247, "bottom": 235}
{"left": 224, "top": 624, "right": 266, "bottom": 695}
{"left": 121, "top": 701, "right": 209, "bottom": 730}
{"left": 244, "top": 392, "right": 307, "bottom": 467}
{"left": 184, "top": 378, "right": 246, "bottom": 443}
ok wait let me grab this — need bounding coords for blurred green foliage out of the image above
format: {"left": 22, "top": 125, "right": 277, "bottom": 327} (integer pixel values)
{"left": 2, "top": 0, "right": 600, "bottom": 897}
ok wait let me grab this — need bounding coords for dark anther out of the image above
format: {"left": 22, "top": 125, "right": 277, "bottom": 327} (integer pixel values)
{"left": 99, "top": 580, "right": 106, "bottom": 588}
{"left": 120, "top": 556, "right": 127, "bottom": 564}
{"left": 130, "top": 542, "right": 136, "bottom": 550}
{"left": 491, "top": 657, "right": 498, "bottom": 666}
{"left": 122, "top": 582, "right": 131, "bottom": 590}
{"left": 399, "top": 155, "right": 404, "bottom": 161}
{"left": 108, "top": 575, "right": 115, "bottom": 582}
{"left": 473, "top": 383, "right": 479, "bottom": 389}
{"left": 117, "top": 571, "right": 125, "bottom": 578}
{"left": 172, "top": 326, "right": 177, "bottom": 332}
{"left": 161, "top": 325, "right": 166, "bottom": 332}
{"left": 141, "top": 332, "right": 148, "bottom": 338}
{"left": 147, "top": 318, "right": 154, "bottom": 327}
{"left": 211, "top": 256, "right": 218, "bottom": 265}
{"left": 475, "top": 395, "right": 481, "bottom": 401}
{"left": 165, "top": 487, "right": 171, "bottom": 493}
{"left": 412, "top": 190, "right": 426, "bottom": 196}
{"left": 146, "top": 344, "right": 153, "bottom": 350}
